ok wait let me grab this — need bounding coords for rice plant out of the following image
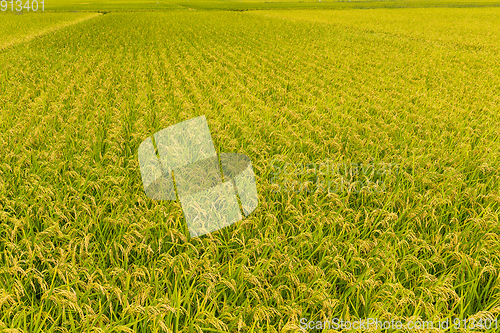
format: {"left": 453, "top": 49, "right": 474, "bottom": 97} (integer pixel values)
{"left": 0, "top": 3, "right": 499, "bottom": 332}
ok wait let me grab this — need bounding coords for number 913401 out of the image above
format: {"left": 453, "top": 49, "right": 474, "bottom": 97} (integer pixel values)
{"left": 1, "top": 0, "right": 44, "bottom": 11}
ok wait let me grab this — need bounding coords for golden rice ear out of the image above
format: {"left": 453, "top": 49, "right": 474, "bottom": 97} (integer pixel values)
{"left": 179, "top": 181, "right": 243, "bottom": 238}
{"left": 153, "top": 115, "right": 217, "bottom": 171}
{"left": 138, "top": 137, "right": 176, "bottom": 200}
{"left": 220, "top": 152, "right": 258, "bottom": 216}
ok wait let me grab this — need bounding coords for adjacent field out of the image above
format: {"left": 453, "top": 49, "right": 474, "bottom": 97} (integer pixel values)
{"left": 167, "top": 0, "right": 500, "bottom": 11}
{"left": 0, "top": 4, "right": 499, "bottom": 333}
{"left": 38, "top": 0, "right": 500, "bottom": 11}
{"left": 0, "top": 12, "right": 100, "bottom": 51}
{"left": 252, "top": 7, "right": 500, "bottom": 49}
{"left": 42, "top": 0, "right": 183, "bottom": 11}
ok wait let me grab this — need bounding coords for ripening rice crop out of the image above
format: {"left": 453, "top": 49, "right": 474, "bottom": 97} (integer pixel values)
{"left": 0, "top": 12, "right": 100, "bottom": 51}
{"left": 0, "top": 6, "right": 499, "bottom": 332}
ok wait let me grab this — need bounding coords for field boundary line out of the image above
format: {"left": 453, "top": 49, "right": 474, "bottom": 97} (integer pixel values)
{"left": 0, "top": 13, "right": 102, "bottom": 52}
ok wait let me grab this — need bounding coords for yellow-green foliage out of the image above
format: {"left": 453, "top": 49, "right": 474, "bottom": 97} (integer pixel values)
{"left": 0, "top": 6, "right": 499, "bottom": 333}
{"left": 0, "top": 12, "right": 100, "bottom": 50}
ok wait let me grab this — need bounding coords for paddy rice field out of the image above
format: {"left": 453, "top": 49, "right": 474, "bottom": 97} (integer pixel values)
{"left": 0, "top": 0, "right": 499, "bottom": 332}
